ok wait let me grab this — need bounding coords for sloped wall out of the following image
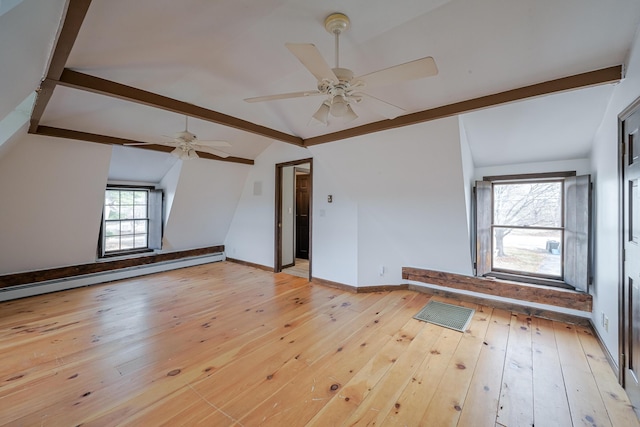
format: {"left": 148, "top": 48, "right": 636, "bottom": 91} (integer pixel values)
{"left": 0, "top": 0, "right": 65, "bottom": 122}
{"left": 0, "top": 134, "right": 111, "bottom": 274}
{"left": 162, "top": 159, "right": 250, "bottom": 251}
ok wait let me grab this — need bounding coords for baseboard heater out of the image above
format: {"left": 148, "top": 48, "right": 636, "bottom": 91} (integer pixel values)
{"left": 0, "top": 252, "right": 225, "bottom": 302}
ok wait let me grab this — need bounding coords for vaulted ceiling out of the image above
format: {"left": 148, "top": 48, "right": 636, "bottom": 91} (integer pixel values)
{"left": 16, "top": 0, "right": 640, "bottom": 167}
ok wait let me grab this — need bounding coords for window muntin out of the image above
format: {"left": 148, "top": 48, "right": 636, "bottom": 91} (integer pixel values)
{"left": 103, "top": 189, "right": 149, "bottom": 253}
{"left": 490, "top": 180, "right": 564, "bottom": 279}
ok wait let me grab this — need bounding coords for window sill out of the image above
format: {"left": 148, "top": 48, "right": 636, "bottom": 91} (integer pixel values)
{"left": 402, "top": 266, "right": 592, "bottom": 312}
{"left": 98, "top": 249, "right": 155, "bottom": 262}
{"left": 486, "top": 272, "right": 574, "bottom": 290}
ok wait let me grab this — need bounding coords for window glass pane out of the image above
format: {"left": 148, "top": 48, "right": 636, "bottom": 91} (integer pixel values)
{"left": 120, "top": 235, "right": 134, "bottom": 250}
{"left": 134, "top": 220, "right": 147, "bottom": 234}
{"left": 134, "top": 191, "right": 147, "bottom": 205}
{"left": 493, "top": 182, "right": 562, "bottom": 227}
{"left": 493, "top": 227, "right": 562, "bottom": 277}
{"left": 134, "top": 234, "right": 148, "bottom": 248}
{"left": 134, "top": 205, "right": 147, "bottom": 219}
{"left": 105, "top": 190, "right": 119, "bottom": 206}
{"left": 120, "top": 206, "right": 134, "bottom": 220}
{"left": 105, "top": 236, "right": 120, "bottom": 252}
{"left": 106, "top": 205, "right": 120, "bottom": 220}
{"left": 120, "top": 191, "right": 134, "bottom": 206}
{"left": 105, "top": 221, "right": 120, "bottom": 236}
{"left": 120, "top": 220, "right": 134, "bottom": 235}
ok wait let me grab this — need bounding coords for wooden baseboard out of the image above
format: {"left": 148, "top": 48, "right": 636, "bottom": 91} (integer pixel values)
{"left": 0, "top": 245, "right": 225, "bottom": 289}
{"left": 225, "top": 258, "right": 273, "bottom": 272}
{"left": 310, "top": 277, "right": 409, "bottom": 294}
{"left": 403, "top": 267, "right": 592, "bottom": 312}
{"left": 310, "top": 277, "right": 357, "bottom": 293}
{"left": 408, "top": 284, "right": 591, "bottom": 326}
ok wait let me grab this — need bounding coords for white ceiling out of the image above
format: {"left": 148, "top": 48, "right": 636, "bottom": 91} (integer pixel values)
{"left": 34, "top": 0, "right": 640, "bottom": 167}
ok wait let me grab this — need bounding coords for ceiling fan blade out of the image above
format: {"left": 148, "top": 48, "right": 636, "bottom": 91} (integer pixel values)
{"left": 355, "top": 92, "right": 406, "bottom": 119}
{"left": 286, "top": 43, "right": 338, "bottom": 83}
{"left": 193, "top": 145, "right": 230, "bottom": 158}
{"left": 355, "top": 56, "right": 438, "bottom": 88}
{"left": 244, "top": 90, "right": 322, "bottom": 103}
{"left": 195, "top": 140, "right": 232, "bottom": 148}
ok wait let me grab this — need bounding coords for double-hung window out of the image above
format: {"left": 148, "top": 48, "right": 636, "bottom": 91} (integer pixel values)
{"left": 475, "top": 172, "right": 591, "bottom": 291}
{"left": 100, "top": 186, "right": 163, "bottom": 257}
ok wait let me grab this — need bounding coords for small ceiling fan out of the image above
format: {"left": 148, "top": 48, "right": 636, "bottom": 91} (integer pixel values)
{"left": 244, "top": 12, "right": 438, "bottom": 125}
{"left": 125, "top": 116, "right": 231, "bottom": 159}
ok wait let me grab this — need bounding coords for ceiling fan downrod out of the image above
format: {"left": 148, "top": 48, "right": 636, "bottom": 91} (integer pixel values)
{"left": 324, "top": 13, "right": 350, "bottom": 69}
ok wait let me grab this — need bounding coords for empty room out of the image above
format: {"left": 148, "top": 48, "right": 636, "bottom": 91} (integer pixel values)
{"left": 2, "top": 0, "right": 640, "bottom": 425}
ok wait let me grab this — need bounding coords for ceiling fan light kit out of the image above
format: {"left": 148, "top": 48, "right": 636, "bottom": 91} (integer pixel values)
{"left": 124, "top": 116, "right": 232, "bottom": 160}
{"left": 244, "top": 12, "right": 438, "bottom": 126}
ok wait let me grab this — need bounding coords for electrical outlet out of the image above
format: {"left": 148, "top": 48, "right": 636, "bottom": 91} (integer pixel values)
{"left": 379, "top": 265, "right": 385, "bottom": 276}
{"left": 604, "top": 315, "right": 609, "bottom": 332}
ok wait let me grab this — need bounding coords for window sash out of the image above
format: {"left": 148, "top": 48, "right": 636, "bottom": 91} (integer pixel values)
{"left": 100, "top": 187, "right": 162, "bottom": 256}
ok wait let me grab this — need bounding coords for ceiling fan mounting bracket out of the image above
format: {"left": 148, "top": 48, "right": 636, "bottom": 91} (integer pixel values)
{"left": 324, "top": 13, "right": 350, "bottom": 35}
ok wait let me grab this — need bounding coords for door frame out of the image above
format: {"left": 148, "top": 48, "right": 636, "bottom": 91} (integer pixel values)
{"left": 619, "top": 96, "right": 640, "bottom": 383}
{"left": 274, "top": 158, "right": 313, "bottom": 278}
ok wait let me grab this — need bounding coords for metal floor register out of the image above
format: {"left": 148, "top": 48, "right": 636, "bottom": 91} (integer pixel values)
{"left": 413, "top": 300, "right": 475, "bottom": 332}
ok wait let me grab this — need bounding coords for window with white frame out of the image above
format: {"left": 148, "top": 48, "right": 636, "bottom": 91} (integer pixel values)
{"left": 100, "top": 187, "right": 163, "bottom": 257}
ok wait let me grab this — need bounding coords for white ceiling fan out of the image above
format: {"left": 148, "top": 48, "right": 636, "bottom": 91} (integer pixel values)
{"left": 126, "top": 116, "right": 231, "bottom": 159}
{"left": 244, "top": 12, "right": 438, "bottom": 125}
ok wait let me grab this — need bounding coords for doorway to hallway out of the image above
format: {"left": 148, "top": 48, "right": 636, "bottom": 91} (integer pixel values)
{"left": 275, "top": 158, "right": 312, "bottom": 280}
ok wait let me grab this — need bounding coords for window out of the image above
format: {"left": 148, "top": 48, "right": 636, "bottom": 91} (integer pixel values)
{"left": 475, "top": 173, "right": 591, "bottom": 291}
{"left": 100, "top": 187, "right": 163, "bottom": 257}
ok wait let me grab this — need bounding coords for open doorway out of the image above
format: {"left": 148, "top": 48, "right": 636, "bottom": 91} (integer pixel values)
{"left": 275, "top": 158, "right": 312, "bottom": 280}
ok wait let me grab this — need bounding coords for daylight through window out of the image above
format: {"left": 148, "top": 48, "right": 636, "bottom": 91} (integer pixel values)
{"left": 103, "top": 189, "right": 149, "bottom": 253}
{"left": 492, "top": 181, "right": 563, "bottom": 279}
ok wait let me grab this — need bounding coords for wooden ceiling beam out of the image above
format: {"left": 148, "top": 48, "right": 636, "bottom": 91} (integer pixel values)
{"left": 303, "top": 65, "right": 623, "bottom": 146}
{"left": 56, "top": 69, "right": 304, "bottom": 147}
{"left": 34, "top": 126, "right": 254, "bottom": 165}
{"left": 29, "top": 0, "right": 92, "bottom": 133}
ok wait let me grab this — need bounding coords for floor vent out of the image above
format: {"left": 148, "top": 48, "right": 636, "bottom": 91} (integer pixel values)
{"left": 413, "top": 300, "right": 475, "bottom": 332}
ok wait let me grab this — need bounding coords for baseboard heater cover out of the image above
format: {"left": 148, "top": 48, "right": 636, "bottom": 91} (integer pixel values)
{"left": 0, "top": 252, "right": 225, "bottom": 302}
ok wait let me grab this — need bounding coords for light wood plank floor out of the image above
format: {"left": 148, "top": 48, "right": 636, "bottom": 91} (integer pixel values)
{"left": 282, "top": 258, "right": 309, "bottom": 279}
{"left": 0, "top": 261, "right": 637, "bottom": 426}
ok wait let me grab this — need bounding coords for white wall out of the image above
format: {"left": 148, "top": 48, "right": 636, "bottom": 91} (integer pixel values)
{"left": 0, "top": 0, "right": 65, "bottom": 122}
{"left": 310, "top": 117, "right": 473, "bottom": 286}
{"left": 162, "top": 159, "right": 250, "bottom": 251}
{"left": 0, "top": 134, "right": 111, "bottom": 273}
{"left": 224, "top": 142, "right": 311, "bottom": 267}
{"left": 590, "top": 24, "right": 640, "bottom": 359}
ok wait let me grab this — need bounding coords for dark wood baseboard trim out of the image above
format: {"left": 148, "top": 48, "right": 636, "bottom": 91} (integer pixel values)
{"left": 225, "top": 258, "right": 273, "bottom": 272}
{"left": 408, "top": 283, "right": 590, "bottom": 326}
{"left": 356, "top": 284, "right": 409, "bottom": 293}
{"left": 0, "top": 245, "right": 225, "bottom": 289}
{"left": 589, "top": 320, "right": 620, "bottom": 380}
{"left": 403, "top": 267, "right": 592, "bottom": 312}
{"left": 311, "top": 277, "right": 357, "bottom": 293}
{"left": 310, "top": 277, "right": 408, "bottom": 294}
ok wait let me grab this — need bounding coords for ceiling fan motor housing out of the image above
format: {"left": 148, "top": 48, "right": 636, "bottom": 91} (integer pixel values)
{"left": 324, "top": 13, "right": 350, "bottom": 35}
